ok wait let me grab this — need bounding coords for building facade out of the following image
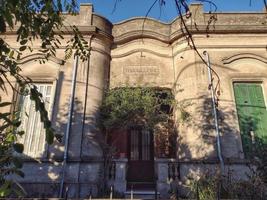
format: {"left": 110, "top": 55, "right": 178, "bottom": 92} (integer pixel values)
{"left": 2, "top": 3, "right": 267, "bottom": 198}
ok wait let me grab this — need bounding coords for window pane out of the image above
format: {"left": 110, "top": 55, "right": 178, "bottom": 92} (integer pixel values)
{"left": 142, "top": 129, "right": 150, "bottom": 160}
{"left": 130, "top": 130, "right": 139, "bottom": 160}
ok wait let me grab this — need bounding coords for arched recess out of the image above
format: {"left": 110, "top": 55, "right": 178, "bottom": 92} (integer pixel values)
{"left": 220, "top": 52, "right": 267, "bottom": 100}
{"left": 221, "top": 53, "right": 267, "bottom": 76}
{"left": 11, "top": 54, "right": 65, "bottom": 158}
{"left": 19, "top": 53, "right": 65, "bottom": 80}
{"left": 219, "top": 53, "right": 267, "bottom": 159}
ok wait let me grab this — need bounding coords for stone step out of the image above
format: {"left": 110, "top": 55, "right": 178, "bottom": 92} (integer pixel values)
{"left": 124, "top": 190, "right": 160, "bottom": 200}
{"left": 127, "top": 182, "right": 155, "bottom": 190}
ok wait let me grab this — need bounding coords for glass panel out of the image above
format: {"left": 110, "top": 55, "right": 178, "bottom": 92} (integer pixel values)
{"left": 142, "top": 129, "right": 150, "bottom": 160}
{"left": 130, "top": 130, "right": 139, "bottom": 160}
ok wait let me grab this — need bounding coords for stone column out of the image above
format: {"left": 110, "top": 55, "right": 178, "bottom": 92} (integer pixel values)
{"left": 113, "top": 158, "right": 128, "bottom": 193}
{"left": 155, "top": 158, "right": 171, "bottom": 198}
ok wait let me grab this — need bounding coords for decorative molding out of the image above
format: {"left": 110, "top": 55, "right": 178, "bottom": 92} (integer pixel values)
{"left": 19, "top": 53, "right": 65, "bottom": 65}
{"left": 91, "top": 47, "right": 111, "bottom": 59}
{"left": 113, "top": 30, "right": 170, "bottom": 44}
{"left": 112, "top": 48, "right": 172, "bottom": 58}
{"left": 222, "top": 53, "right": 267, "bottom": 64}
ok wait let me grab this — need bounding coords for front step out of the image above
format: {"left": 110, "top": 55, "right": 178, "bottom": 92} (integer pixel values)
{"left": 127, "top": 182, "right": 155, "bottom": 190}
{"left": 124, "top": 190, "right": 160, "bottom": 200}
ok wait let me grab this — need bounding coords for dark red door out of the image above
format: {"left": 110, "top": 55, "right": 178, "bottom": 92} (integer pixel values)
{"left": 127, "top": 128, "right": 154, "bottom": 186}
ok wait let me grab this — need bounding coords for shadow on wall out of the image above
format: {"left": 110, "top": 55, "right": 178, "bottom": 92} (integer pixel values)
{"left": 15, "top": 70, "right": 107, "bottom": 198}
{"left": 171, "top": 94, "right": 266, "bottom": 198}
{"left": 172, "top": 57, "right": 240, "bottom": 161}
{"left": 178, "top": 95, "right": 240, "bottom": 161}
{"left": 175, "top": 92, "right": 251, "bottom": 161}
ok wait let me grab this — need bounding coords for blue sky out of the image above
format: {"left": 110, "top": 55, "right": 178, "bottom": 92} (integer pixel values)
{"left": 78, "top": 0, "right": 265, "bottom": 23}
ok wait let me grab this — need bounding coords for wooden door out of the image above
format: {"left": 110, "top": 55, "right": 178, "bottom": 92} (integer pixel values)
{"left": 127, "top": 128, "right": 154, "bottom": 184}
{"left": 234, "top": 82, "right": 267, "bottom": 157}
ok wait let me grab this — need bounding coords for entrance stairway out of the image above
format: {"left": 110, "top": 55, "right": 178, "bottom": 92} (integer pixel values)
{"left": 125, "top": 190, "right": 160, "bottom": 199}
{"left": 124, "top": 182, "right": 160, "bottom": 199}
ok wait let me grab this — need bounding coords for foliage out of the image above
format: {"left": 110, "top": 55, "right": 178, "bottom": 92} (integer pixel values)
{"left": 99, "top": 87, "right": 175, "bottom": 130}
{"left": 189, "top": 170, "right": 267, "bottom": 200}
{"left": 251, "top": 143, "right": 267, "bottom": 184}
{"left": 190, "top": 171, "right": 219, "bottom": 200}
{"left": 99, "top": 87, "right": 177, "bottom": 159}
{"left": 0, "top": 0, "right": 90, "bottom": 197}
{"left": 0, "top": 105, "right": 25, "bottom": 197}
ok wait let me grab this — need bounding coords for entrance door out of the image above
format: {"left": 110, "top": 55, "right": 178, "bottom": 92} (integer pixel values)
{"left": 127, "top": 128, "right": 154, "bottom": 186}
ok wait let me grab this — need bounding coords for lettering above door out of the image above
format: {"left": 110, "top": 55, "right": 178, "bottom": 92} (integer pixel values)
{"left": 123, "top": 65, "right": 159, "bottom": 75}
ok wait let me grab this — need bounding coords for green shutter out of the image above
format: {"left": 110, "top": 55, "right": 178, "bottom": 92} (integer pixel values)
{"left": 233, "top": 83, "right": 267, "bottom": 157}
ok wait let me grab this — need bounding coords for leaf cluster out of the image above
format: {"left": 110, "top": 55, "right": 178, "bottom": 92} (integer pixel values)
{"left": 99, "top": 87, "right": 175, "bottom": 130}
{"left": 189, "top": 170, "right": 267, "bottom": 200}
{"left": 0, "top": 101, "right": 25, "bottom": 197}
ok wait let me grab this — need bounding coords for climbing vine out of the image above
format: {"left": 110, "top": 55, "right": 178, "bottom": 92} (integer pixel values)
{"left": 99, "top": 87, "right": 177, "bottom": 159}
{"left": 99, "top": 87, "right": 175, "bottom": 130}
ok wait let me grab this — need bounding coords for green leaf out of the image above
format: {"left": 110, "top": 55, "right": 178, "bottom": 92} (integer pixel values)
{"left": 0, "top": 181, "right": 11, "bottom": 197}
{"left": 4, "top": 10, "right": 14, "bottom": 28}
{"left": 13, "top": 120, "right": 21, "bottom": 127}
{"left": 13, "top": 143, "right": 24, "bottom": 153}
{"left": 0, "top": 102, "right": 12, "bottom": 107}
{"left": 0, "top": 112, "right": 12, "bottom": 124}
{"left": 9, "top": 50, "right": 14, "bottom": 58}
{"left": 20, "top": 39, "right": 28, "bottom": 45}
{"left": 16, "top": 131, "right": 25, "bottom": 136}
{"left": 13, "top": 157, "right": 23, "bottom": 169}
{"left": 19, "top": 46, "right": 27, "bottom": 51}
{"left": 0, "top": 16, "right": 6, "bottom": 33}
{"left": 0, "top": 123, "right": 11, "bottom": 133}
{"left": 46, "top": 128, "right": 54, "bottom": 144}
{"left": 14, "top": 170, "right": 24, "bottom": 178}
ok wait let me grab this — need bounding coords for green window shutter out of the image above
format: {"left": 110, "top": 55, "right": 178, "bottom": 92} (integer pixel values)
{"left": 233, "top": 83, "right": 267, "bottom": 158}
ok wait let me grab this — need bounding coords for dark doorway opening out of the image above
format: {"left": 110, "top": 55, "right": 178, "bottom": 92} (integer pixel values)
{"left": 127, "top": 127, "right": 155, "bottom": 189}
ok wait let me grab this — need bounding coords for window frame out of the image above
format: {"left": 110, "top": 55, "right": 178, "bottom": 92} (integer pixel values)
{"left": 14, "top": 79, "right": 57, "bottom": 159}
{"left": 232, "top": 80, "right": 267, "bottom": 158}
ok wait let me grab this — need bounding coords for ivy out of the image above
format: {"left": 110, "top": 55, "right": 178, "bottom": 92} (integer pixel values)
{"left": 99, "top": 87, "right": 175, "bottom": 130}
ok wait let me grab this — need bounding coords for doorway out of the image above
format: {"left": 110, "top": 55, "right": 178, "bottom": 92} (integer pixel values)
{"left": 127, "top": 127, "right": 154, "bottom": 188}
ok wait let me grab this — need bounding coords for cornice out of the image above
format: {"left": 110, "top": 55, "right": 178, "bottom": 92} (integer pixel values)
{"left": 112, "top": 6, "right": 267, "bottom": 45}
{"left": 113, "top": 24, "right": 267, "bottom": 45}
{"left": 2, "top": 4, "right": 267, "bottom": 47}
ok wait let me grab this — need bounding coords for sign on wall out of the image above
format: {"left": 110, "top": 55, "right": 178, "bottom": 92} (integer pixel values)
{"left": 123, "top": 65, "right": 160, "bottom": 75}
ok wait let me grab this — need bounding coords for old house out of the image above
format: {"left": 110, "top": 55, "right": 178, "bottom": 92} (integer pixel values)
{"left": 2, "top": 3, "right": 267, "bottom": 198}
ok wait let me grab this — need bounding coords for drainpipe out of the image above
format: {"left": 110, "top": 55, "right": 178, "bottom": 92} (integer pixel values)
{"left": 77, "top": 35, "right": 93, "bottom": 197}
{"left": 203, "top": 51, "right": 224, "bottom": 172}
{"left": 59, "top": 54, "right": 79, "bottom": 198}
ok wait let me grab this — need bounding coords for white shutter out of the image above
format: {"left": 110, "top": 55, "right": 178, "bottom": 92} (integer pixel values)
{"left": 19, "top": 83, "right": 54, "bottom": 158}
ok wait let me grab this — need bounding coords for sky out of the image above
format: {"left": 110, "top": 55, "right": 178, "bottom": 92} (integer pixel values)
{"left": 77, "top": 0, "right": 266, "bottom": 23}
